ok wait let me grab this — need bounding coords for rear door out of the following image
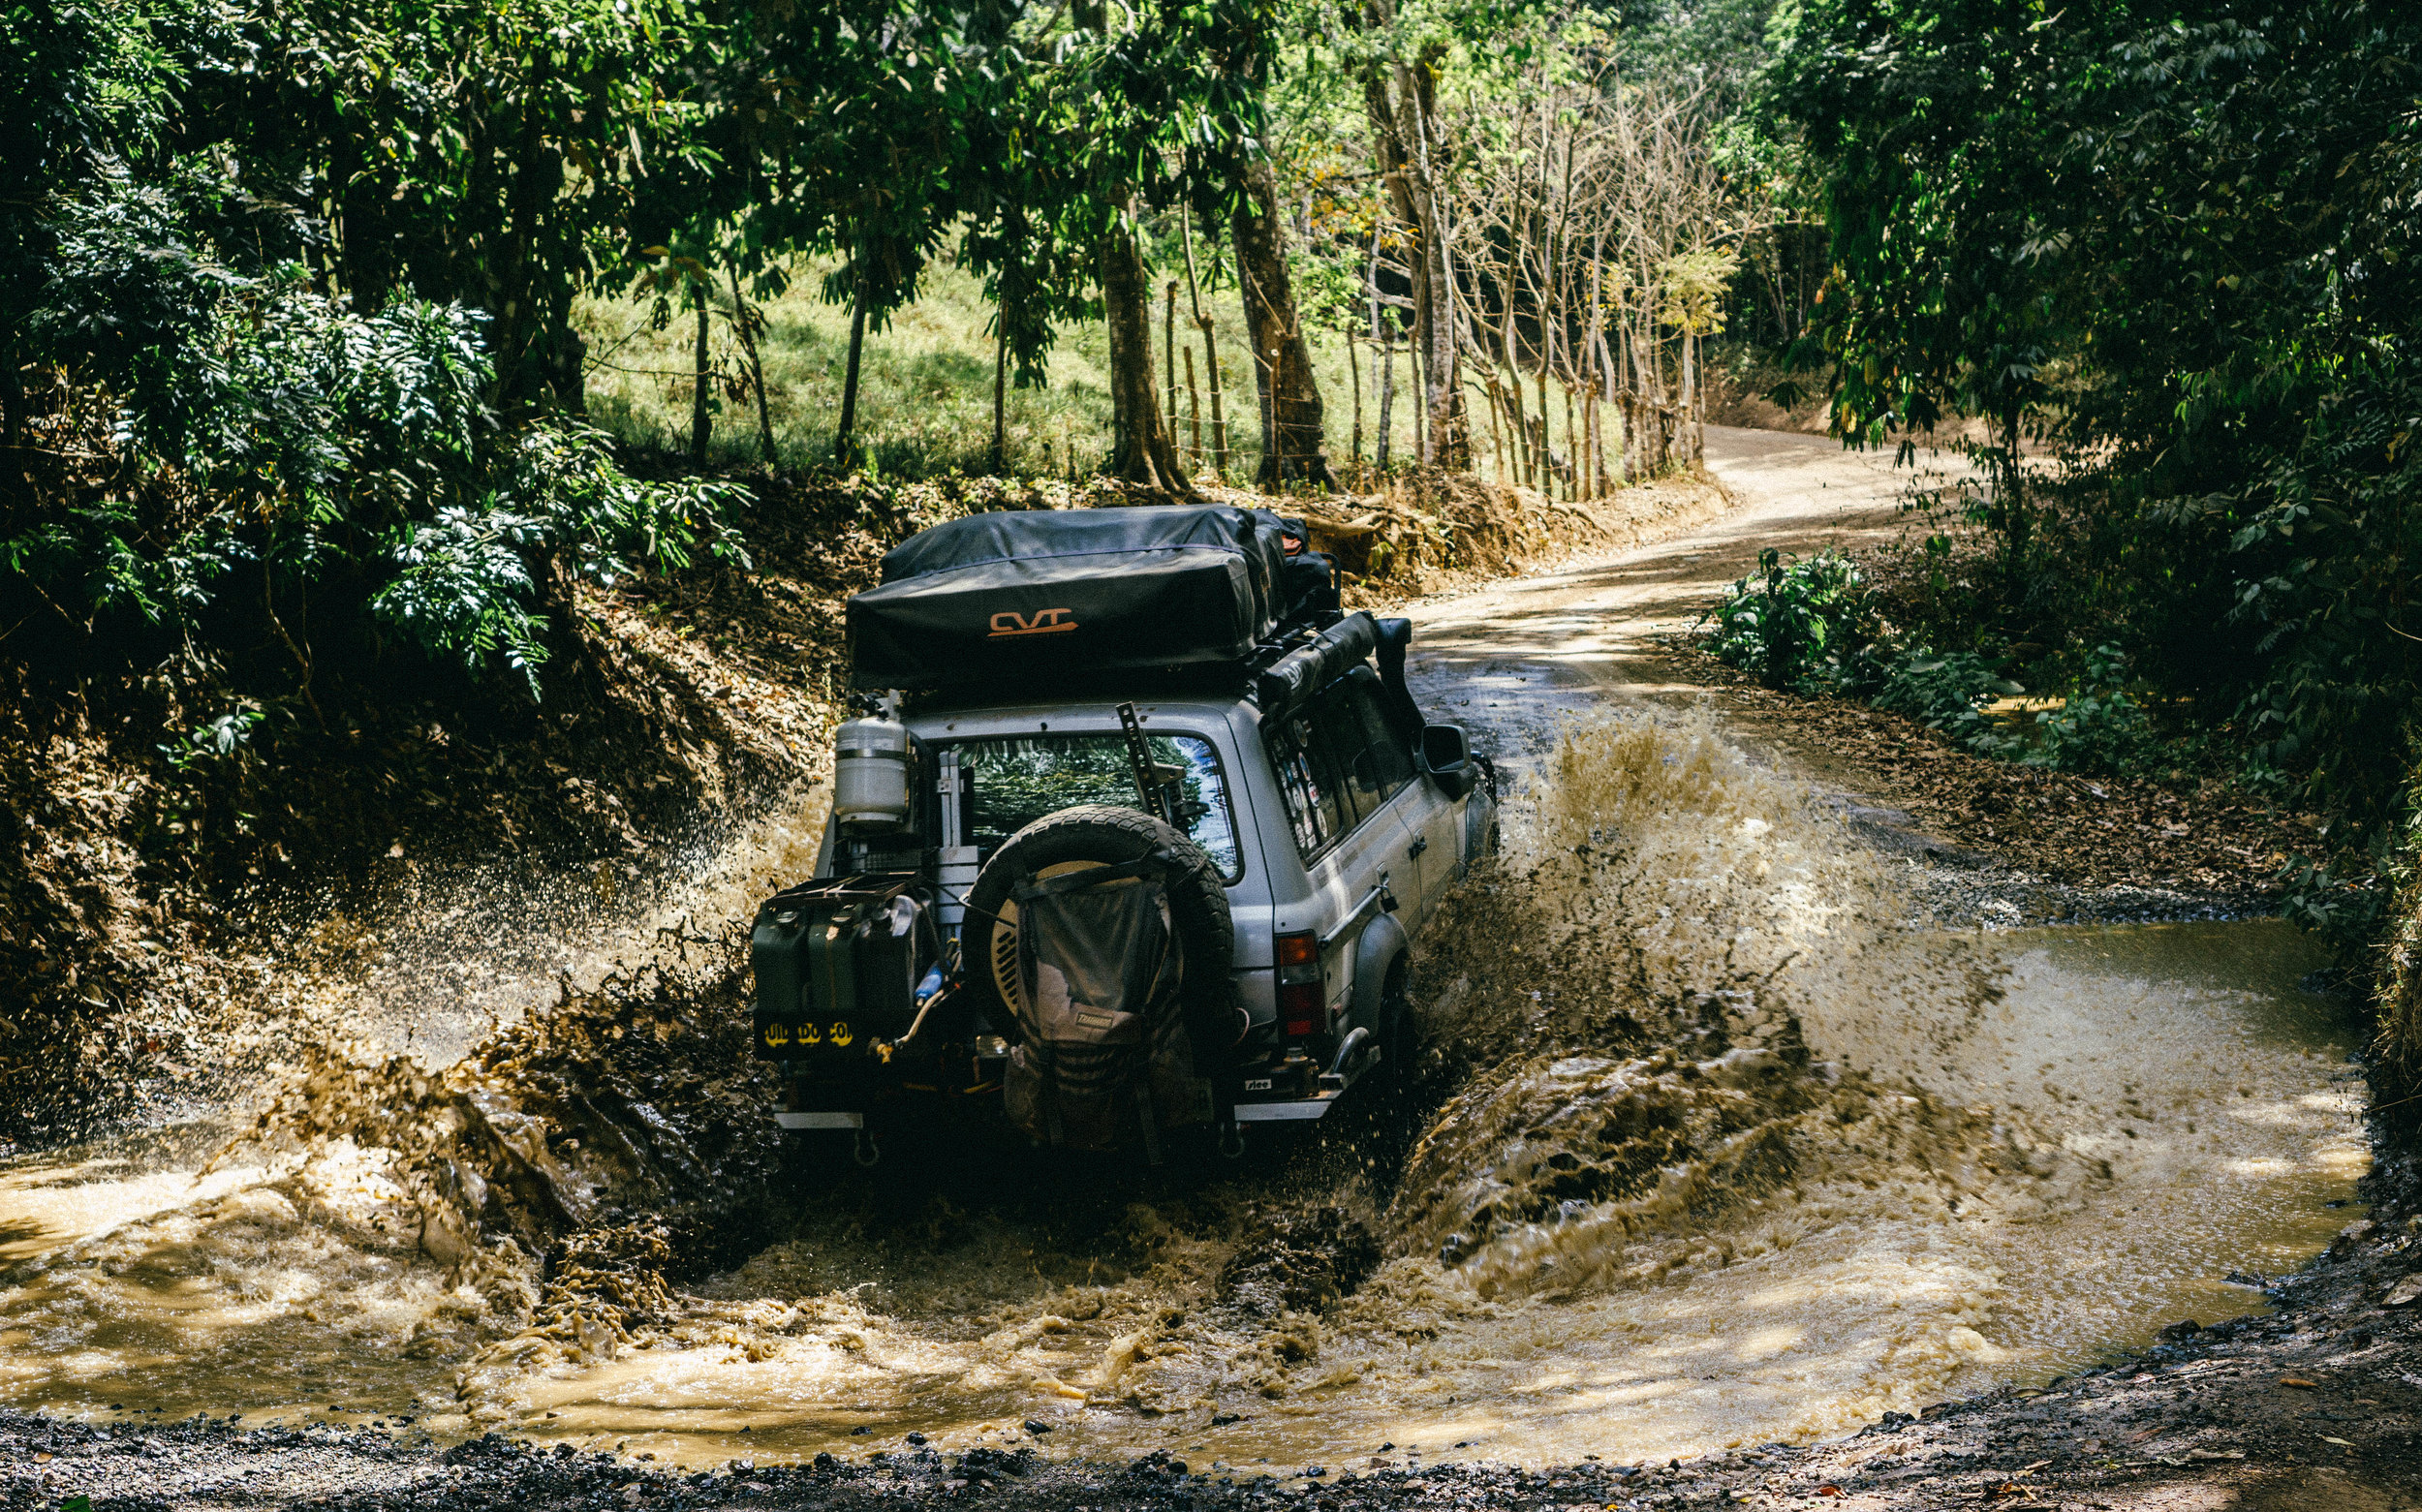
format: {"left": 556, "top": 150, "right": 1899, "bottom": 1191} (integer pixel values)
{"left": 1261, "top": 694, "right": 1414, "bottom": 1030}
{"left": 1323, "top": 670, "right": 1452, "bottom": 927}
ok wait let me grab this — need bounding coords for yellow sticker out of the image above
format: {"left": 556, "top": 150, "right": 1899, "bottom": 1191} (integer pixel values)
{"left": 799, "top": 1021, "right": 823, "bottom": 1045}
{"left": 829, "top": 1021, "right": 854, "bottom": 1046}
{"left": 763, "top": 1022, "right": 791, "bottom": 1047}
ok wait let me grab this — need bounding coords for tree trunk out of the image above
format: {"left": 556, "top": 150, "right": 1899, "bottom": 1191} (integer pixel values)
{"left": 1496, "top": 243, "right": 1531, "bottom": 489}
{"left": 689, "top": 289, "right": 712, "bottom": 465}
{"left": 1164, "top": 280, "right": 1179, "bottom": 447}
{"left": 1484, "top": 380, "right": 1508, "bottom": 484}
{"left": 836, "top": 271, "right": 867, "bottom": 467}
{"left": 991, "top": 298, "right": 1009, "bottom": 476}
{"left": 1681, "top": 331, "right": 1701, "bottom": 466}
{"left": 1231, "top": 161, "right": 1333, "bottom": 491}
{"left": 1569, "top": 380, "right": 1589, "bottom": 499}
{"left": 1362, "top": 46, "right": 1466, "bottom": 471}
{"left": 2000, "top": 403, "right": 2028, "bottom": 580}
{"left": 1375, "top": 325, "right": 1396, "bottom": 471}
{"left": 1534, "top": 364, "right": 1551, "bottom": 495}
{"left": 1205, "top": 321, "right": 1229, "bottom": 481}
{"left": 1100, "top": 221, "right": 1192, "bottom": 498}
{"left": 1347, "top": 330, "right": 1363, "bottom": 468}
{"left": 729, "top": 268, "right": 775, "bottom": 463}
{"left": 1185, "top": 344, "right": 1203, "bottom": 459}
{"left": 0, "top": 337, "right": 20, "bottom": 461}
{"left": 1178, "top": 207, "right": 1227, "bottom": 483}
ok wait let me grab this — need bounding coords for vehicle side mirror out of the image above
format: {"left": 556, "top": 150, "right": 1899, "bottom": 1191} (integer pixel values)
{"left": 1419, "top": 724, "right": 1475, "bottom": 800}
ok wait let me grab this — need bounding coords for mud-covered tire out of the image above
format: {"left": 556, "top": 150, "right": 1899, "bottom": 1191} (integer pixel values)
{"left": 962, "top": 804, "right": 1242, "bottom": 1054}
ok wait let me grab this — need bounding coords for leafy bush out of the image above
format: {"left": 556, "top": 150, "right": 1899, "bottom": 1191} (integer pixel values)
{"left": 372, "top": 507, "right": 552, "bottom": 691}
{"left": 501, "top": 424, "right": 752, "bottom": 587}
{"left": 1701, "top": 548, "right": 1873, "bottom": 692}
{"left": 1871, "top": 649, "right": 2024, "bottom": 757}
{"left": 1707, "top": 549, "right": 2181, "bottom": 778}
{"left": 2026, "top": 643, "right": 2159, "bottom": 777}
{"left": 372, "top": 428, "right": 753, "bottom": 692}
{"left": 6, "top": 170, "right": 750, "bottom": 700}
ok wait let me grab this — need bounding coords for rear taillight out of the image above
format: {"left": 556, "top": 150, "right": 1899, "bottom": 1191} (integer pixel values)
{"left": 1275, "top": 929, "right": 1322, "bottom": 1037}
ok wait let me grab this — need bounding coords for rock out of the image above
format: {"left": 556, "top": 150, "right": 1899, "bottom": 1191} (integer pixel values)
{"left": 2158, "top": 1319, "right": 2202, "bottom": 1342}
{"left": 1022, "top": 1421, "right": 1053, "bottom": 1435}
{"left": 2385, "top": 1274, "right": 2422, "bottom": 1308}
{"left": 2330, "top": 1219, "right": 2378, "bottom": 1258}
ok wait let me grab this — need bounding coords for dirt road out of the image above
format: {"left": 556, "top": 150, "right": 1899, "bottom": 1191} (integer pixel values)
{"left": 1404, "top": 424, "right": 1948, "bottom": 757}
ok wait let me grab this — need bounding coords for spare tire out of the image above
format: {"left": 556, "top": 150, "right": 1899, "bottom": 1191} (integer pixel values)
{"left": 962, "top": 804, "right": 1244, "bottom": 1055}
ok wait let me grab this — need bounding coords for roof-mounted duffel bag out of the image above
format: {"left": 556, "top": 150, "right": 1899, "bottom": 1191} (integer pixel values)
{"left": 848, "top": 506, "right": 1294, "bottom": 690}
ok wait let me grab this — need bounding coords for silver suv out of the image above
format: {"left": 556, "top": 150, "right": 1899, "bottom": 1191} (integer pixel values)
{"left": 750, "top": 507, "right": 1496, "bottom": 1161}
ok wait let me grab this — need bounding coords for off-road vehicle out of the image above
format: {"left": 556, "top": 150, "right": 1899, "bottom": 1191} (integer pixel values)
{"left": 750, "top": 505, "right": 1495, "bottom": 1162}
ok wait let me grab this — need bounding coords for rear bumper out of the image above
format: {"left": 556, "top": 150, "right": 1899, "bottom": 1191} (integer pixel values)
{"left": 774, "top": 1037, "right": 1379, "bottom": 1130}
{"left": 1231, "top": 1091, "right": 1344, "bottom": 1123}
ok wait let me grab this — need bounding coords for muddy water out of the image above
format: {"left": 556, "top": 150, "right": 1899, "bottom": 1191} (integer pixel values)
{"left": 0, "top": 717, "right": 2366, "bottom": 1474}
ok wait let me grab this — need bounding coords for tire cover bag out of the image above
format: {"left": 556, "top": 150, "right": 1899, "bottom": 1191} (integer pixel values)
{"left": 1006, "top": 865, "right": 1199, "bottom": 1151}
{"left": 967, "top": 806, "right": 1243, "bottom": 1143}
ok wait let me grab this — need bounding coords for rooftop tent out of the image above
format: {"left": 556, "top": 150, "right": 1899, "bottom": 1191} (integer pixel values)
{"left": 849, "top": 507, "right": 1295, "bottom": 690}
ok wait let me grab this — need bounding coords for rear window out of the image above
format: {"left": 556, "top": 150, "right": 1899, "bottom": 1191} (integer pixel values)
{"left": 953, "top": 732, "right": 1242, "bottom": 880}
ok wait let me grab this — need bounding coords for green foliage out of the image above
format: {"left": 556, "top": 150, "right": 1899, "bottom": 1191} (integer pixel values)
{"left": 2025, "top": 644, "right": 2158, "bottom": 779}
{"left": 1765, "top": 0, "right": 2062, "bottom": 457}
{"left": 1706, "top": 551, "right": 2172, "bottom": 776}
{"left": 372, "top": 507, "right": 551, "bottom": 692}
{"left": 193, "top": 0, "right": 721, "bottom": 413}
{"left": 1771, "top": 0, "right": 2422, "bottom": 956}
{"left": 2279, "top": 855, "right": 2389, "bottom": 969}
{"left": 503, "top": 424, "right": 752, "bottom": 585}
{"left": 1870, "top": 649, "right": 2023, "bottom": 758}
{"left": 8, "top": 185, "right": 746, "bottom": 698}
{"left": 1701, "top": 548, "right": 1870, "bottom": 692}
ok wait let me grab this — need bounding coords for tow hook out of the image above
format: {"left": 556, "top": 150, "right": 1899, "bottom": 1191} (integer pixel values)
{"left": 1328, "top": 1027, "right": 1374, "bottom": 1080}
{"left": 853, "top": 1128, "right": 882, "bottom": 1167}
{"left": 1217, "top": 1124, "right": 1246, "bottom": 1160}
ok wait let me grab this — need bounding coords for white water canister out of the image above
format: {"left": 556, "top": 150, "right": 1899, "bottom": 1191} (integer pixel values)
{"left": 833, "top": 715, "right": 915, "bottom": 831}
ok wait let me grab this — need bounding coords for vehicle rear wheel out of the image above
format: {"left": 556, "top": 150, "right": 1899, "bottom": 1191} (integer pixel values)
{"left": 960, "top": 803, "right": 1243, "bottom": 1055}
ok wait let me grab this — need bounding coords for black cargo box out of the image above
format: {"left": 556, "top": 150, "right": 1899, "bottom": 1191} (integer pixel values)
{"left": 849, "top": 507, "right": 1293, "bottom": 689}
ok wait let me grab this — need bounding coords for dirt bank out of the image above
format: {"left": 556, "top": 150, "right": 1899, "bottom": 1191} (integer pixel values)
{"left": 1661, "top": 641, "right": 2327, "bottom": 920}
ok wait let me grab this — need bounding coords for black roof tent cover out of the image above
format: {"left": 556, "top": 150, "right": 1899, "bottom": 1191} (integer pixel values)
{"left": 849, "top": 507, "right": 1297, "bottom": 690}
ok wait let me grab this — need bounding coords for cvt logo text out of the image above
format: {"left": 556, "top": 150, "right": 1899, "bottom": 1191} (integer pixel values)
{"left": 988, "top": 607, "right": 1078, "bottom": 638}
